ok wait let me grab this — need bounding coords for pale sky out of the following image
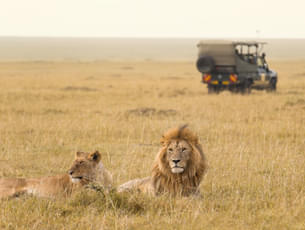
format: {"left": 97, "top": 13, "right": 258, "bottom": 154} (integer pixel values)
{"left": 1, "top": 0, "right": 305, "bottom": 38}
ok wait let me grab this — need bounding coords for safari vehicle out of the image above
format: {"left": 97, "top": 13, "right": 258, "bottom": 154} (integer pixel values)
{"left": 196, "top": 40, "right": 277, "bottom": 94}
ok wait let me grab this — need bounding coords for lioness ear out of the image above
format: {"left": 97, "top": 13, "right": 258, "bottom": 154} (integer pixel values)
{"left": 76, "top": 151, "right": 87, "bottom": 158}
{"left": 88, "top": 151, "right": 101, "bottom": 162}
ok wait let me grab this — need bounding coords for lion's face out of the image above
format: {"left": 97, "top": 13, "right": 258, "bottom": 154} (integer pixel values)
{"left": 68, "top": 151, "right": 101, "bottom": 184}
{"left": 166, "top": 139, "right": 192, "bottom": 174}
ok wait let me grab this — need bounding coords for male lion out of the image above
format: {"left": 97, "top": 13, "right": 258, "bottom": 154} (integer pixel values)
{"left": 0, "top": 151, "right": 112, "bottom": 199}
{"left": 118, "top": 125, "right": 207, "bottom": 196}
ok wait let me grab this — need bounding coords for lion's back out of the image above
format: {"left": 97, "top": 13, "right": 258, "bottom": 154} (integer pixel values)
{"left": 118, "top": 177, "right": 151, "bottom": 193}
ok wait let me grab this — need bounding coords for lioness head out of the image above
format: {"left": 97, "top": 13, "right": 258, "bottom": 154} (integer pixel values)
{"left": 166, "top": 139, "right": 192, "bottom": 173}
{"left": 68, "top": 151, "right": 102, "bottom": 184}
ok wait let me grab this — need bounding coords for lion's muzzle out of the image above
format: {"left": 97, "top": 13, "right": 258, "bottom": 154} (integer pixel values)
{"left": 71, "top": 177, "right": 82, "bottom": 183}
{"left": 170, "top": 159, "right": 185, "bottom": 173}
{"left": 171, "top": 167, "right": 184, "bottom": 173}
{"left": 69, "top": 170, "right": 83, "bottom": 183}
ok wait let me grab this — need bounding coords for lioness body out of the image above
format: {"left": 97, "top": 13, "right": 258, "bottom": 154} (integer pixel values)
{"left": 0, "top": 174, "right": 77, "bottom": 198}
{"left": 0, "top": 151, "right": 112, "bottom": 199}
{"left": 118, "top": 126, "right": 207, "bottom": 196}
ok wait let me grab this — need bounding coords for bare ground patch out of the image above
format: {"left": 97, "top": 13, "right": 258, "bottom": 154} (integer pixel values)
{"left": 62, "top": 86, "right": 98, "bottom": 92}
{"left": 125, "top": 107, "right": 178, "bottom": 117}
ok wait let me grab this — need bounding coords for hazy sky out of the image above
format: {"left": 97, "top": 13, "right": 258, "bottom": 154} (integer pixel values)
{"left": 1, "top": 0, "right": 305, "bottom": 38}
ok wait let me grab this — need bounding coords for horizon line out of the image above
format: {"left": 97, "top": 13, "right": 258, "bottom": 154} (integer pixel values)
{"left": 1, "top": 35, "right": 305, "bottom": 40}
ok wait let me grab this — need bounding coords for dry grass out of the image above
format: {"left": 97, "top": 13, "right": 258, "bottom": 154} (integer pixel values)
{"left": 0, "top": 60, "right": 304, "bottom": 230}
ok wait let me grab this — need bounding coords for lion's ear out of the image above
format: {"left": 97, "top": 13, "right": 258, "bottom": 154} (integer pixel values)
{"left": 154, "top": 146, "right": 168, "bottom": 173}
{"left": 189, "top": 143, "right": 204, "bottom": 163}
{"left": 76, "top": 151, "right": 87, "bottom": 158}
{"left": 160, "top": 135, "right": 166, "bottom": 146}
{"left": 88, "top": 151, "right": 101, "bottom": 163}
{"left": 192, "top": 136, "right": 199, "bottom": 145}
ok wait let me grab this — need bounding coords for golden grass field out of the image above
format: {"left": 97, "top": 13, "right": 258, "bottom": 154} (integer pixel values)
{"left": 0, "top": 60, "right": 304, "bottom": 229}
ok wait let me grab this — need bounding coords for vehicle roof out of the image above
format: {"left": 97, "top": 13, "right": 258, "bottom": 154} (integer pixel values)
{"left": 197, "top": 40, "right": 233, "bottom": 46}
{"left": 233, "top": 41, "right": 267, "bottom": 46}
{"left": 197, "top": 40, "right": 267, "bottom": 47}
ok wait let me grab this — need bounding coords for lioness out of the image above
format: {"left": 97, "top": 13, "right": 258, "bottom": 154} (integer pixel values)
{"left": 118, "top": 125, "right": 207, "bottom": 196}
{"left": 0, "top": 151, "right": 112, "bottom": 199}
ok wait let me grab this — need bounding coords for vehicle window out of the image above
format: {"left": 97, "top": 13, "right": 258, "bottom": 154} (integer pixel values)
{"left": 257, "top": 57, "right": 263, "bottom": 67}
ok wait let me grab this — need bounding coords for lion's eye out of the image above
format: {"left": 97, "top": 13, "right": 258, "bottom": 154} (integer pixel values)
{"left": 168, "top": 148, "right": 173, "bottom": 152}
{"left": 182, "top": 148, "right": 187, "bottom": 152}
{"left": 79, "top": 161, "right": 84, "bottom": 164}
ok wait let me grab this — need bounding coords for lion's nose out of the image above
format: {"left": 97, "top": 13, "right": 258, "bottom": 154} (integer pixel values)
{"left": 68, "top": 170, "right": 74, "bottom": 175}
{"left": 172, "top": 159, "right": 180, "bottom": 164}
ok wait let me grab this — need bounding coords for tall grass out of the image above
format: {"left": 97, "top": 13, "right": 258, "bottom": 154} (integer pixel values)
{"left": 0, "top": 60, "right": 304, "bottom": 229}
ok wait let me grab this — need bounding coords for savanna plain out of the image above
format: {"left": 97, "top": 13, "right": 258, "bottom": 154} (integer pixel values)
{"left": 0, "top": 60, "right": 304, "bottom": 230}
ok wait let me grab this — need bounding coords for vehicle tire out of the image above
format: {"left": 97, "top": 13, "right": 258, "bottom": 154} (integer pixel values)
{"left": 267, "top": 78, "right": 277, "bottom": 92}
{"left": 208, "top": 85, "right": 219, "bottom": 94}
{"left": 229, "top": 86, "right": 240, "bottom": 94}
{"left": 240, "top": 80, "right": 252, "bottom": 94}
{"left": 208, "top": 85, "right": 214, "bottom": 94}
{"left": 196, "top": 56, "right": 215, "bottom": 73}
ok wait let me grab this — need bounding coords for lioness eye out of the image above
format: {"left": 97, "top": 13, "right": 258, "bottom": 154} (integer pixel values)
{"left": 79, "top": 161, "right": 84, "bottom": 164}
{"left": 168, "top": 148, "right": 173, "bottom": 152}
{"left": 182, "top": 148, "right": 187, "bottom": 152}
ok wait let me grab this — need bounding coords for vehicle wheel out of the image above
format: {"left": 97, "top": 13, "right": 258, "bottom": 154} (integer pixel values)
{"left": 267, "top": 78, "right": 277, "bottom": 92}
{"left": 240, "top": 81, "right": 252, "bottom": 94}
{"left": 208, "top": 85, "right": 214, "bottom": 94}
{"left": 196, "top": 56, "right": 215, "bottom": 73}
{"left": 229, "top": 86, "right": 240, "bottom": 94}
{"left": 245, "top": 84, "right": 252, "bottom": 94}
{"left": 208, "top": 85, "right": 219, "bottom": 94}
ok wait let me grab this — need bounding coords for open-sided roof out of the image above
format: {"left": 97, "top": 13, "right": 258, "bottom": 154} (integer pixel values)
{"left": 197, "top": 40, "right": 267, "bottom": 47}
{"left": 233, "top": 41, "right": 267, "bottom": 46}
